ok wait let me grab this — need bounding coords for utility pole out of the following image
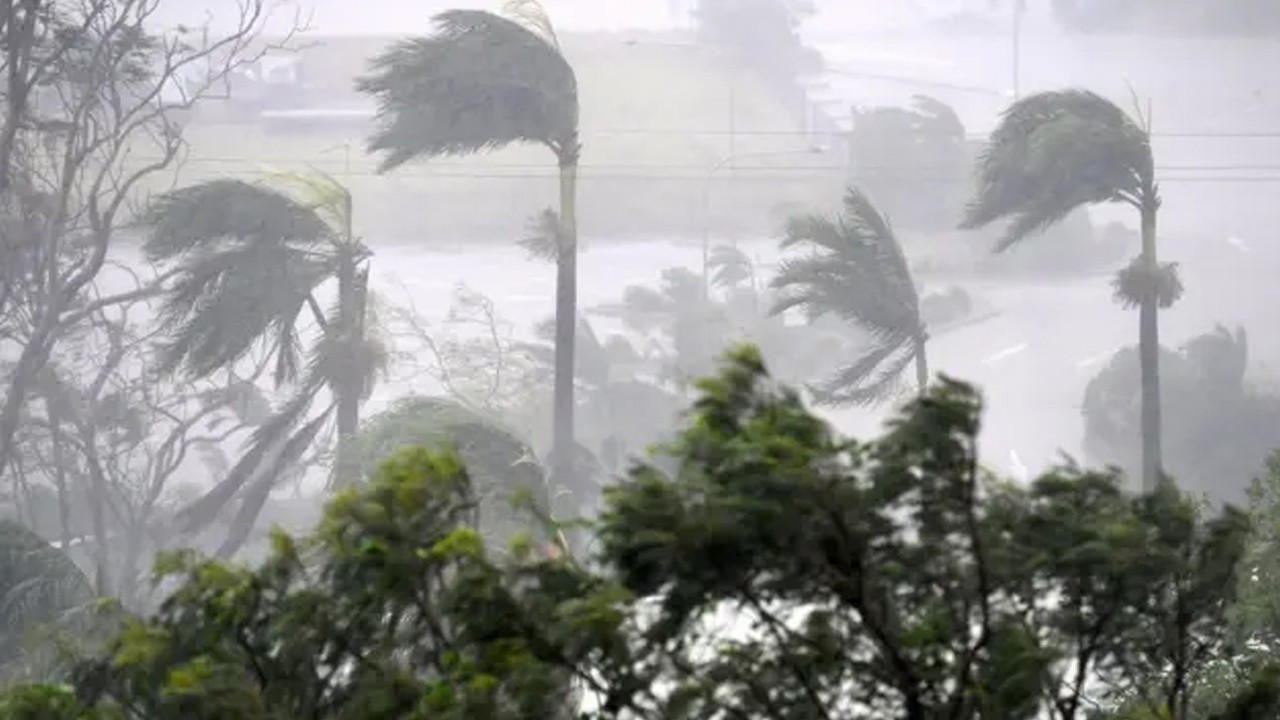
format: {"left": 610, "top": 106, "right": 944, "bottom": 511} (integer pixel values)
{"left": 1011, "top": 0, "right": 1024, "bottom": 99}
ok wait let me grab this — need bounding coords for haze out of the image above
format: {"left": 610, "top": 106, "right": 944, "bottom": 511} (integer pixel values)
{"left": 3, "top": 0, "right": 1280, "bottom": 616}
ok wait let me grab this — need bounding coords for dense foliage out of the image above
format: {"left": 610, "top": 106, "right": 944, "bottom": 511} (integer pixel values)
{"left": 3, "top": 346, "right": 1275, "bottom": 719}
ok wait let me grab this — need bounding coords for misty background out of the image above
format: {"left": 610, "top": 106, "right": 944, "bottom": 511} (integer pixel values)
{"left": 6, "top": 0, "right": 1280, "bottom": 601}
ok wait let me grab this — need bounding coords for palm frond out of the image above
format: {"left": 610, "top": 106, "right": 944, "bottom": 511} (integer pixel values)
{"left": 140, "top": 178, "right": 335, "bottom": 261}
{"left": 1111, "top": 257, "right": 1183, "bottom": 310}
{"left": 773, "top": 188, "right": 927, "bottom": 408}
{"left": 517, "top": 316, "right": 611, "bottom": 389}
{"left": 771, "top": 188, "right": 922, "bottom": 340}
{"left": 167, "top": 378, "right": 324, "bottom": 537}
{"left": 708, "top": 244, "right": 753, "bottom": 290}
{"left": 312, "top": 276, "right": 390, "bottom": 400}
{"left": 140, "top": 179, "right": 341, "bottom": 383}
{"left": 520, "top": 207, "right": 562, "bottom": 262}
{"left": 500, "top": 0, "right": 560, "bottom": 50}
{"left": 0, "top": 520, "right": 93, "bottom": 666}
{"left": 962, "top": 89, "right": 1154, "bottom": 250}
{"left": 808, "top": 335, "right": 917, "bottom": 407}
{"left": 258, "top": 169, "right": 354, "bottom": 239}
{"left": 215, "top": 407, "right": 334, "bottom": 558}
{"left": 357, "top": 9, "right": 579, "bottom": 171}
{"left": 153, "top": 244, "right": 336, "bottom": 382}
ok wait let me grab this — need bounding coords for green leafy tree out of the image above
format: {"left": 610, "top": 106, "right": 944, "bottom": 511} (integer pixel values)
{"left": 34, "top": 447, "right": 597, "bottom": 720}
{"left": 0, "top": 347, "right": 1262, "bottom": 720}
{"left": 772, "top": 187, "right": 928, "bottom": 405}
{"left": 357, "top": 1, "right": 582, "bottom": 495}
{"left": 962, "top": 88, "right": 1180, "bottom": 491}
{"left": 596, "top": 346, "right": 1250, "bottom": 720}
{"left": 333, "top": 395, "right": 555, "bottom": 553}
{"left": 139, "top": 173, "right": 385, "bottom": 557}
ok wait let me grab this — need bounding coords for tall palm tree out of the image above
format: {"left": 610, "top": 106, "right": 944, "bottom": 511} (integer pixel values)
{"left": 357, "top": 0, "right": 582, "bottom": 492}
{"left": 771, "top": 188, "right": 927, "bottom": 406}
{"left": 140, "top": 173, "right": 385, "bottom": 556}
{"left": 961, "top": 88, "right": 1180, "bottom": 491}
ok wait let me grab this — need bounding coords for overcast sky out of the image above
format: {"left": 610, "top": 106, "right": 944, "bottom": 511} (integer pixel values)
{"left": 154, "top": 0, "right": 1029, "bottom": 36}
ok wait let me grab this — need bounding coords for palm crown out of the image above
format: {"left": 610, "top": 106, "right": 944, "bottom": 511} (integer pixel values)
{"left": 358, "top": 8, "right": 579, "bottom": 170}
{"left": 771, "top": 188, "right": 926, "bottom": 406}
{"left": 140, "top": 174, "right": 383, "bottom": 556}
{"left": 962, "top": 89, "right": 1156, "bottom": 250}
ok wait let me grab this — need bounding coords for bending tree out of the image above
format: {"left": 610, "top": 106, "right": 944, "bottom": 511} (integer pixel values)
{"left": 961, "top": 88, "right": 1179, "bottom": 491}
{"left": 357, "top": 1, "right": 582, "bottom": 493}
{"left": 139, "top": 174, "right": 384, "bottom": 557}
{"left": 771, "top": 188, "right": 928, "bottom": 405}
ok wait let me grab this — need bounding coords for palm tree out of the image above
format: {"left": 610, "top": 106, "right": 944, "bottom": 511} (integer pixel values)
{"left": 357, "top": 0, "right": 582, "bottom": 492}
{"left": 139, "top": 173, "right": 385, "bottom": 556}
{"left": 961, "top": 88, "right": 1180, "bottom": 491}
{"left": 771, "top": 188, "right": 928, "bottom": 406}
{"left": 0, "top": 518, "right": 94, "bottom": 684}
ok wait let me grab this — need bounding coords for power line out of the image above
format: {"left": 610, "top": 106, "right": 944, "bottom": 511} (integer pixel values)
{"left": 231, "top": 125, "right": 1280, "bottom": 139}
{"left": 138, "top": 155, "right": 1280, "bottom": 174}
{"left": 130, "top": 166, "right": 1280, "bottom": 184}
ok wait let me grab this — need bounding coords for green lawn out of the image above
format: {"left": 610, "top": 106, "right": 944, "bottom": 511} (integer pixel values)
{"left": 135, "top": 32, "right": 843, "bottom": 245}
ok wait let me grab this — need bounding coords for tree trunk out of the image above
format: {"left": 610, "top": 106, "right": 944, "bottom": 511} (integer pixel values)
{"left": 550, "top": 142, "right": 580, "bottom": 501}
{"left": 333, "top": 246, "right": 364, "bottom": 482}
{"left": 914, "top": 335, "right": 929, "bottom": 397}
{"left": 1138, "top": 200, "right": 1163, "bottom": 492}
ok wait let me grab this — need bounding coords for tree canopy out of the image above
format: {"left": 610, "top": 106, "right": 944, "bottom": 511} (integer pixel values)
{"left": 3, "top": 346, "right": 1276, "bottom": 719}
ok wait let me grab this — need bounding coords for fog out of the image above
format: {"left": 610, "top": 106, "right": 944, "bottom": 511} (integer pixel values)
{"left": 5, "top": 0, "right": 1280, "bottom": 620}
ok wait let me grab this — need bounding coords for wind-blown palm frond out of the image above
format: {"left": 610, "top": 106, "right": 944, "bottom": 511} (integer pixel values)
{"left": 961, "top": 89, "right": 1154, "bottom": 250}
{"left": 140, "top": 179, "right": 341, "bottom": 384}
{"left": 215, "top": 407, "right": 334, "bottom": 559}
{"left": 772, "top": 188, "right": 926, "bottom": 406}
{"left": 357, "top": 9, "right": 579, "bottom": 171}
{"left": 259, "top": 169, "right": 354, "bottom": 238}
{"left": 522, "top": 316, "right": 615, "bottom": 389}
{"left": 0, "top": 520, "right": 93, "bottom": 670}
{"left": 810, "top": 338, "right": 916, "bottom": 406}
{"left": 501, "top": 0, "right": 560, "bottom": 50}
{"left": 520, "top": 207, "right": 562, "bottom": 262}
{"left": 708, "top": 244, "right": 754, "bottom": 291}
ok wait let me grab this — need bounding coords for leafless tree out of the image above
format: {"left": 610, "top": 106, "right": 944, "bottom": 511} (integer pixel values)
{"left": 0, "top": 0, "right": 298, "bottom": 492}
{"left": 11, "top": 266, "right": 273, "bottom": 605}
{"left": 387, "top": 282, "right": 537, "bottom": 421}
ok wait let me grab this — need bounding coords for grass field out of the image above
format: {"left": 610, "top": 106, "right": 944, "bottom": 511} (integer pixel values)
{"left": 131, "top": 31, "right": 844, "bottom": 245}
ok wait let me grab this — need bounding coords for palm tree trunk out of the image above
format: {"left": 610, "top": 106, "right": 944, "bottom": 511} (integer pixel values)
{"left": 334, "top": 251, "right": 360, "bottom": 447}
{"left": 550, "top": 142, "right": 580, "bottom": 496}
{"left": 1138, "top": 201, "right": 1162, "bottom": 491}
{"left": 331, "top": 187, "right": 365, "bottom": 476}
{"left": 914, "top": 335, "right": 929, "bottom": 396}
